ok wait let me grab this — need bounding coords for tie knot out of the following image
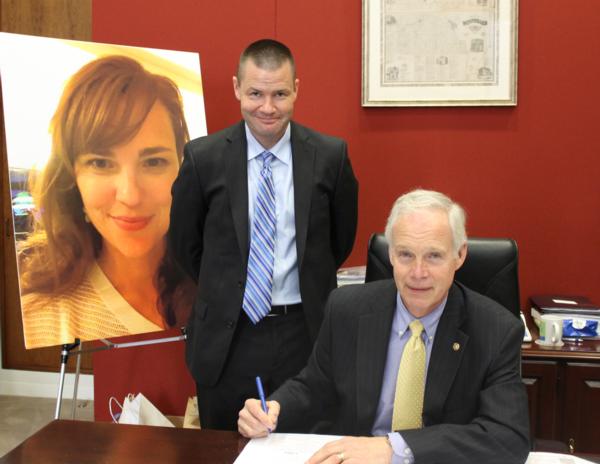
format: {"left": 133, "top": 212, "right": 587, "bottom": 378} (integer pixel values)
{"left": 260, "top": 151, "right": 274, "bottom": 167}
{"left": 409, "top": 320, "right": 424, "bottom": 338}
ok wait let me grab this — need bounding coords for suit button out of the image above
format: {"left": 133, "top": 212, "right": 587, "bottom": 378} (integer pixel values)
{"left": 238, "top": 281, "right": 243, "bottom": 288}
{"left": 226, "top": 320, "right": 235, "bottom": 329}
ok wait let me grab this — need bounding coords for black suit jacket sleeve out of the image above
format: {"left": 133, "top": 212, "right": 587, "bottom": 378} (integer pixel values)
{"left": 331, "top": 141, "right": 358, "bottom": 267}
{"left": 169, "top": 143, "right": 206, "bottom": 282}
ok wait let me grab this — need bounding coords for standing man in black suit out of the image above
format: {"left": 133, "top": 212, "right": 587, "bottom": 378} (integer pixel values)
{"left": 239, "top": 189, "right": 530, "bottom": 464}
{"left": 168, "top": 39, "right": 358, "bottom": 430}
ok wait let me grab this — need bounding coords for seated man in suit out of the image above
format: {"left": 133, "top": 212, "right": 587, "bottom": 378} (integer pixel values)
{"left": 238, "top": 189, "right": 530, "bottom": 464}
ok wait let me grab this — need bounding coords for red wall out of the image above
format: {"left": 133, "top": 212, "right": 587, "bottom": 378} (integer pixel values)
{"left": 91, "top": 0, "right": 600, "bottom": 418}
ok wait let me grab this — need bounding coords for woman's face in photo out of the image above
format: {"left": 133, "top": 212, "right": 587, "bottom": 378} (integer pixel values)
{"left": 74, "top": 102, "right": 179, "bottom": 260}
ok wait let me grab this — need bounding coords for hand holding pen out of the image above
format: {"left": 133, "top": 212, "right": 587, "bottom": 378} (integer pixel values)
{"left": 237, "top": 377, "right": 280, "bottom": 438}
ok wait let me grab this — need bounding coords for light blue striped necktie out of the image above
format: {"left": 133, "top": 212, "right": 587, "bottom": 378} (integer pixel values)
{"left": 243, "top": 151, "right": 276, "bottom": 324}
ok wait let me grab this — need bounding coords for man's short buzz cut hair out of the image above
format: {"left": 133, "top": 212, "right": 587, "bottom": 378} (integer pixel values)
{"left": 237, "top": 38, "right": 296, "bottom": 81}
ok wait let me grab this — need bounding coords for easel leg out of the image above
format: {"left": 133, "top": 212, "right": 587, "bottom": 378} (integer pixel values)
{"left": 71, "top": 342, "right": 83, "bottom": 419}
{"left": 54, "top": 340, "right": 81, "bottom": 420}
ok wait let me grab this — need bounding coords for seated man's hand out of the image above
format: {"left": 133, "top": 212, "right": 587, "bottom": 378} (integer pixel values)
{"left": 307, "top": 436, "right": 392, "bottom": 464}
{"left": 237, "top": 398, "right": 280, "bottom": 438}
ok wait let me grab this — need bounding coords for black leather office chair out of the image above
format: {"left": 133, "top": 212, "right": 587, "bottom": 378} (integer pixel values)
{"left": 365, "top": 234, "right": 521, "bottom": 318}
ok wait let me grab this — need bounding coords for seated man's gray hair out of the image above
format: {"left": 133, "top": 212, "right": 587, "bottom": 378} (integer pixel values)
{"left": 384, "top": 189, "right": 467, "bottom": 256}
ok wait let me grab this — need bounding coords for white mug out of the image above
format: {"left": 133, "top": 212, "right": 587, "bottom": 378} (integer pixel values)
{"left": 536, "top": 315, "right": 563, "bottom": 346}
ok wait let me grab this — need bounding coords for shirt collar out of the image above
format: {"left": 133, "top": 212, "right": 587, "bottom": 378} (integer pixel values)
{"left": 393, "top": 291, "right": 447, "bottom": 341}
{"left": 245, "top": 123, "right": 292, "bottom": 165}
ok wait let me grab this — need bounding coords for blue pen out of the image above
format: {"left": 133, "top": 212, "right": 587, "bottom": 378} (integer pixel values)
{"left": 255, "top": 376, "right": 271, "bottom": 432}
{"left": 255, "top": 376, "right": 268, "bottom": 413}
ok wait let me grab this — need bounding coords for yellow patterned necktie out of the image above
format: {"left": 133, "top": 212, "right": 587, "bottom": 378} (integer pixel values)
{"left": 391, "top": 319, "right": 426, "bottom": 431}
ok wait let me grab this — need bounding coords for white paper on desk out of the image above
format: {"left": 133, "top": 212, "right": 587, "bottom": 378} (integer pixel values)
{"left": 234, "top": 433, "right": 343, "bottom": 464}
{"left": 526, "top": 451, "right": 597, "bottom": 464}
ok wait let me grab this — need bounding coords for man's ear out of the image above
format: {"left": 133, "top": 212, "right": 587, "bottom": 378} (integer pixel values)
{"left": 233, "top": 76, "right": 241, "bottom": 101}
{"left": 455, "top": 243, "right": 468, "bottom": 270}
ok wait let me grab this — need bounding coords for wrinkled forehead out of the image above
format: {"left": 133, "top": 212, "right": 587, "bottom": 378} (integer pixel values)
{"left": 391, "top": 209, "right": 454, "bottom": 248}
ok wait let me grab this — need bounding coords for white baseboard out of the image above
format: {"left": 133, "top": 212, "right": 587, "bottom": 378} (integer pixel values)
{"left": 0, "top": 322, "right": 93, "bottom": 400}
{"left": 0, "top": 369, "right": 94, "bottom": 400}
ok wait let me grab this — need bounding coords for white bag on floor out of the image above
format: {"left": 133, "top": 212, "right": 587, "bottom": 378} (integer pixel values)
{"left": 110, "top": 393, "right": 174, "bottom": 427}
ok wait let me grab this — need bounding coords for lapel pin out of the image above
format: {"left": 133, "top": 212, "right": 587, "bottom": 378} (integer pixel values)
{"left": 452, "top": 342, "right": 460, "bottom": 352}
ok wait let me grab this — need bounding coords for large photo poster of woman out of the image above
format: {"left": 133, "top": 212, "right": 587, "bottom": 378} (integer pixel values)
{"left": 0, "top": 33, "right": 206, "bottom": 349}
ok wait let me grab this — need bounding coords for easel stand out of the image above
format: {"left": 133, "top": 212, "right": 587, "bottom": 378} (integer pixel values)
{"left": 54, "top": 330, "right": 186, "bottom": 420}
{"left": 54, "top": 340, "right": 81, "bottom": 419}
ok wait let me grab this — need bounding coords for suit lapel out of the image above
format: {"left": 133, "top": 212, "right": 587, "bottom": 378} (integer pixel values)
{"left": 422, "top": 283, "right": 468, "bottom": 425}
{"left": 225, "top": 122, "right": 250, "bottom": 262}
{"left": 290, "top": 122, "right": 314, "bottom": 269}
{"left": 356, "top": 281, "right": 397, "bottom": 434}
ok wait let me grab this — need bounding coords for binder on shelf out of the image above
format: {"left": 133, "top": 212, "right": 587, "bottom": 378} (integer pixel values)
{"left": 529, "top": 295, "right": 600, "bottom": 317}
{"left": 530, "top": 306, "right": 600, "bottom": 324}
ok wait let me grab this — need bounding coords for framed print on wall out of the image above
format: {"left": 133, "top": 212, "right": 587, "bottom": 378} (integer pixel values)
{"left": 362, "top": 0, "right": 518, "bottom": 107}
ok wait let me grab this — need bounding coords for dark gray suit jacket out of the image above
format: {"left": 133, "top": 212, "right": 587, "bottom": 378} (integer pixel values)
{"left": 168, "top": 121, "right": 358, "bottom": 386}
{"left": 271, "top": 280, "right": 530, "bottom": 464}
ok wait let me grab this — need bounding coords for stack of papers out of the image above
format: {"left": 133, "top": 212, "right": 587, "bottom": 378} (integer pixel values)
{"left": 526, "top": 452, "right": 597, "bottom": 464}
{"left": 336, "top": 266, "right": 366, "bottom": 287}
{"left": 234, "top": 433, "right": 341, "bottom": 464}
{"left": 235, "top": 436, "right": 598, "bottom": 464}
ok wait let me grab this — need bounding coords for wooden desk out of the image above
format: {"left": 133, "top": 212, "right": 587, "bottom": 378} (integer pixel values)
{"left": 522, "top": 312, "right": 600, "bottom": 454}
{"left": 3, "top": 419, "right": 600, "bottom": 463}
{"left": 0, "top": 420, "right": 248, "bottom": 464}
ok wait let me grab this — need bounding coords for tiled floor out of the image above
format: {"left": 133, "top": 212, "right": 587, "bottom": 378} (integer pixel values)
{"left": 0, "top": 395, "right": 94, "bottom": 457}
